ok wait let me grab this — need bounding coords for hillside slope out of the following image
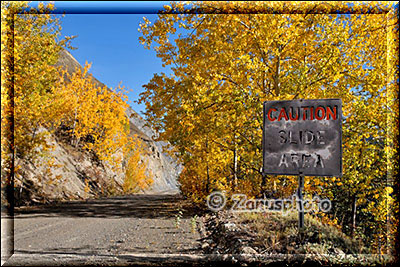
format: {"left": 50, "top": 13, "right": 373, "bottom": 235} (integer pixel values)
{"left": 59, "top": 50, "right": 181, "bottom": 194}
{"left": 13, "top": 50, "right": 180, "bottom": 205}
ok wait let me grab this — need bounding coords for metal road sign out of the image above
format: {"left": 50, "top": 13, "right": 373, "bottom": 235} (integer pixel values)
{"left": 262, "top": 99, "right": 342, "bottom": 177}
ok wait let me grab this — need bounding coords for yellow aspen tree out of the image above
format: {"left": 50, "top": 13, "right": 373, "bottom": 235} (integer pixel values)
{"left": 1, "top": 2, "right": 73, "bottom": 207}
{"left": 123, "top": 135, "right": 153, "bottom": 193}
{"left": 138, "top": 1, "right": 398, "bottom": 249}
{"left": 55, "top": 64, "right": 131, "bottom": 168}
{"left": 55, "top": 64, "right": 154, "bottom": 191}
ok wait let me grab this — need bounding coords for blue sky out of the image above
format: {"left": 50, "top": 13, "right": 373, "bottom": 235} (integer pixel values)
{"left": 30, "top": 1, "right": 173, "bottom": 115}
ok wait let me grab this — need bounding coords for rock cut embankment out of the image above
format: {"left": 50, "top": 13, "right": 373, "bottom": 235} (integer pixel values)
{"left": 12, "top": 50, "right": 180, "bottom": 206}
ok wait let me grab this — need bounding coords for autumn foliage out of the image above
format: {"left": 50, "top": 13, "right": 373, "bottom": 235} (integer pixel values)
{"left": 138, "top": 1, "right": 398, "bottom": 253}
{"left": 123, "top": 135, "right": 153, "bottom": 193}
{"left": 55, "top": 64, "right": 130, "bottom": 165}
{"left": 1, "top": 2, "right": 152, "bottom": 203}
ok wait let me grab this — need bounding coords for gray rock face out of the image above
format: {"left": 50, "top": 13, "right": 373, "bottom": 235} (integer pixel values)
{"left": 125, "top": 106, "right": 180, "bottom": 193}
{"left": 13, "top": 50, "right": 180, "bottom": 205}
{"left": 14, "top": 128, "right": 124, "bottom": 204}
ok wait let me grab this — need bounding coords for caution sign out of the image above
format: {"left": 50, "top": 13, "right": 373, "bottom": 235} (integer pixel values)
{"left": 262, "top": 99, "right": 342, "bottom": 177}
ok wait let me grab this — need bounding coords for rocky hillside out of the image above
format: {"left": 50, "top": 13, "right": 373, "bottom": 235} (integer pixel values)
{"left": 13, "top": 50, "right": 180, "bottom": 205}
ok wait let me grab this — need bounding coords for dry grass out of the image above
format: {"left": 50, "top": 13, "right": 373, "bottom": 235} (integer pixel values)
{"left": 238, "top": 211, "right": 365, "bottom": 254}
{"left": 235, "top": 211, "right": 393, "bottom": 265}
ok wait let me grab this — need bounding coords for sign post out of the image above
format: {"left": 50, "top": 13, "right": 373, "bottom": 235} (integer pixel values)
{"left": 262, "top": 99, "right": 342, "bottom": 229}
{"left": 297, "top": 171, "right": 304, "bottom": 229}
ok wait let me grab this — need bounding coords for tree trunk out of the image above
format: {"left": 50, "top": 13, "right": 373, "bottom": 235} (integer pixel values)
{"left": 205, "top": 137, "right": 210, "bottom": 194}
{"left": 273, "top": 45, "right": 281, "bottom": 96}
{"left": 233, "top": 147, "right": 238, "bottom": 191}
{"left": 350, "top": 194, "right": 357, "bottom": 236}
{"left": 341, "top": 213, "right": 346, "bottom": 229}
{"left": 206, "top": 163, "right": 210, "bottom": 194}
{"left": 261, "top": 173, "right": 267, "bottom": 196}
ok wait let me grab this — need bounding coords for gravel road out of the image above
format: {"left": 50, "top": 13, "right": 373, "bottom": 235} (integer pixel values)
{"left": 3, "top": 193, "right": 208, "bottom": 266}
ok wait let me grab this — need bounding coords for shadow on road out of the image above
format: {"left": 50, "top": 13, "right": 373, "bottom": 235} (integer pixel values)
{"left": 14, "top": 194, "right": 206, "bottom": 219}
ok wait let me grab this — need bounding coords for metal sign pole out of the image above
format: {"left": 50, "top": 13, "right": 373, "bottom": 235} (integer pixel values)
{"left": 297, "top": 171, "right": 304, "bottom": 229}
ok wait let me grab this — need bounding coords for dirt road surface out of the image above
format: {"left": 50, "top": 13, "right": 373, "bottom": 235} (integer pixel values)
{"left": 2, "top": 193, "right": 220, "bottom": 266}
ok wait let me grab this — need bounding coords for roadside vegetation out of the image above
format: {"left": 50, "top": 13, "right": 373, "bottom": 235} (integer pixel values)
{"left": 138, "top": 1, "right": 398, "bottom": 258}
{"left": 201, "top": 210, "right": 393, "bottom": 265}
